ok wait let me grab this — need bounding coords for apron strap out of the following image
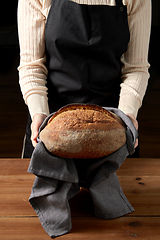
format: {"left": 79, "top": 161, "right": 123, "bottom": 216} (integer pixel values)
{"left": 115, "top": 0, "right": 123, "bottom": 6}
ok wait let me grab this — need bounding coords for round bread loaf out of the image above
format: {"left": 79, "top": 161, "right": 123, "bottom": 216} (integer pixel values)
{"left": 39, "top": 104, "right": 126, "bottom": 159}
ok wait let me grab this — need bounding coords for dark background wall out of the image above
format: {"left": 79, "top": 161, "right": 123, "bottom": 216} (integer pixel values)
{"left": 0, "top": 0, "right": 160, "bottom": 158}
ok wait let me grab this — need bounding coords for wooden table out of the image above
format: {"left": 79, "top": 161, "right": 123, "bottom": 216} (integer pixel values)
{"left": 0, "top": 158, "right": 160, "bottom": 239}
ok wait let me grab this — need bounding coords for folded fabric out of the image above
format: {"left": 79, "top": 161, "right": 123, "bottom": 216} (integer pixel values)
{"left": 27, "top": 107, "right": 138, "bottom": 238}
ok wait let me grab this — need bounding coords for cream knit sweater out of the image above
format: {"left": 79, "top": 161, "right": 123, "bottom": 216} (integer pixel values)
{"left": 18, "top": 0, "right": 151, "bottom": 119}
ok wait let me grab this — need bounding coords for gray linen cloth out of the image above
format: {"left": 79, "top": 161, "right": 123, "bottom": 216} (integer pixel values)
{"left": 27, "top": 107, "right": 138, "bottom": 238}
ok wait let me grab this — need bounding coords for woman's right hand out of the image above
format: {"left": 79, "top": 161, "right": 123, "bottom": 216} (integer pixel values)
{"left": 31, "top": 113, "right": 47, "bottom": 147}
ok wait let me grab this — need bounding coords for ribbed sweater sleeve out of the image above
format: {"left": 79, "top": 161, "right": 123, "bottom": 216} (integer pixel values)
{"left": 18, "top": 0, "right": 50, "bottom": 118}
{"left": 18, "top": 0, "right": 151, "bottom": 119}
{"left": 118, "top": 0, "right": 151, "bottom": 117}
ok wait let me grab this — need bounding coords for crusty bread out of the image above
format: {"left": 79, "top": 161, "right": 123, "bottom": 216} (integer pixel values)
{"left": 39, "top": 104, "right": 126, "bottom": 159}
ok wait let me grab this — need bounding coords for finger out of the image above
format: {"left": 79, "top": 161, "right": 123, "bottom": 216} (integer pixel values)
{"left": 31, "top": 130, "right": 39, "bottom": 147}
{"left": 134, "top": 138, "right": 138, "bottom": 149}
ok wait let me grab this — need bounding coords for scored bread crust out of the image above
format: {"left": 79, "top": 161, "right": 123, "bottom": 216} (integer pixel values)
{"left": 39, "top": 104, "right": 126, "bottom": 159}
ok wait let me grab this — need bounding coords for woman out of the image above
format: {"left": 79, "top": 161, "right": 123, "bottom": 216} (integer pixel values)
{"left": 18, "top": 0, "right": 151, "bottom": 158}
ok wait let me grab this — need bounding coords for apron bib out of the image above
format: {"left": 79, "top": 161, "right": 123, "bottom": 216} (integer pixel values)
{"left": 45, "top": 0, "right": 130, "bottom": 112}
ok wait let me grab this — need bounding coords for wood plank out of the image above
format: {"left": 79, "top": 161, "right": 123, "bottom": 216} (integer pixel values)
{"left": 0, "top": 185, "right": 160, "bottom": 217}
{"left": 0, "top": 159, "right": 29, "bottom": 176}
{"left": 0, "top": 217, "right": 160, "bottom": 240}
{"left": 126, "top": 195, "right": 160, "bottom": 216}
{"left": 117, "top": 158, "right": 160, "bottom": 176}
{"left": 0, "top": 158, "right": 160, "bottom": 239}
{"left": 71, "top": 217, "right": 160, "bottom": 240}
{"left": 1, "top": 175, "right": 160, "bottom": 193}
{"left": 0, "top": 159, "right": 160, "bottom": 217}
{"left": 119, "top": 176, "right": 160, "bottom": 195}
{"left": 70, "top": 191, "right": 160, "bottom": 217}
{"left": 0, "top": 175, "right": 34, "bottom": 186}
{"left": 1, "top": 158, "right": 160, "bottom": 176}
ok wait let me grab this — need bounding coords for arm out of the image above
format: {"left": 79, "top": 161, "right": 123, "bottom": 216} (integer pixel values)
{"left": 18, "top": 0, "right": 52, "bottom": 146}
{"left": 18, "top": 0, "right": 50, "bottom": 119}
{"left": 118, "top": 0, "right": 151, "bottom": 118}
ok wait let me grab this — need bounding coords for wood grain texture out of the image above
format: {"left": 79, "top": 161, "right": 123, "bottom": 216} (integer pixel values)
{"left": 0, "top": 217, "right": 160, "bottom": 240}
{"left": 0, "top": 158, "right": 160, "bottom": 239}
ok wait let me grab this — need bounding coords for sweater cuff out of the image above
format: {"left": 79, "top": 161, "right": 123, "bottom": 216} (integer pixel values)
{"left": 27, "top": 94, "right": 50, "bottom": 119}
{"left": 118, "top": 94, "right": 141, "bottom": 118}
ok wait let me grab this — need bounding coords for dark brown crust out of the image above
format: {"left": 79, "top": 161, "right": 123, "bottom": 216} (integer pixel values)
{"left": 48, "top": 103, "right": 125, "bottom": 129}
{"left": 48, "top": 103, "right": 115, "bottom": 124}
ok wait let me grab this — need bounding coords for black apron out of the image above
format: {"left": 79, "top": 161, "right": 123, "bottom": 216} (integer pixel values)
{"left": 23, "top": 0, "right": 130, "bottom": 157}
{"left": 46, "top": 0, "right": 130, "bottom": 112}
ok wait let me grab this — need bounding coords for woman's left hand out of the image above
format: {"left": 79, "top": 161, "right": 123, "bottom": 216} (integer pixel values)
{"left": 126, "top": 113, "right": 138, "bottom": 149}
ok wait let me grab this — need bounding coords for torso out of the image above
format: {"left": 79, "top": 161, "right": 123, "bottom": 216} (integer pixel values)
{"left": 45, "top": 0, "right": 130, "bottom": 112}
